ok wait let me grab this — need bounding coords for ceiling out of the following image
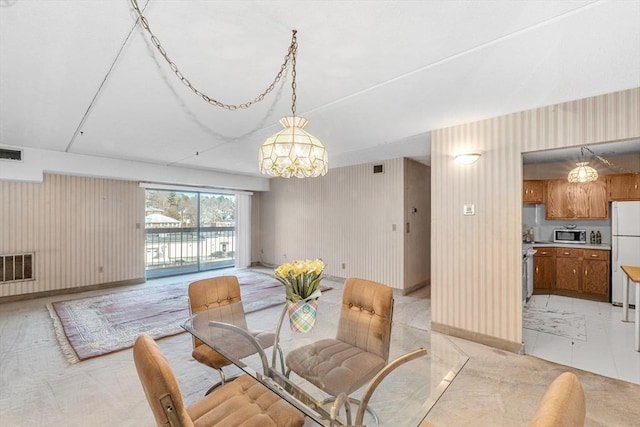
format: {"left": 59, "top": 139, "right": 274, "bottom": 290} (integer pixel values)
{"left": 1, "top": 0, "right": 639, "bottom": 178}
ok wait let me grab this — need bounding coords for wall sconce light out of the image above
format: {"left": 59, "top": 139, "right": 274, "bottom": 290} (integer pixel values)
{"left": 454, "top": 153, "right": 481, "bottom": 165}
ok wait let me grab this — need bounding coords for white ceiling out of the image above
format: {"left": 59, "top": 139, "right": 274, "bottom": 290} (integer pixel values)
{"left": 1, "top": 0, "right": 639, "bottom": 178}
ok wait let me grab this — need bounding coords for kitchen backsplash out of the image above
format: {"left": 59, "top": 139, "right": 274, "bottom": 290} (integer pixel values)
{"left": 523, "top": 204, "right": 611, "bottom": 244}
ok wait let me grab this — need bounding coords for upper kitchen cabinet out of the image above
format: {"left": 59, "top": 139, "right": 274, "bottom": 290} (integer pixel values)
{"left": 545, "top": 179, "right": 608, "bottom": 219}
{"left": 523, "top": 180, "right": 544, "bottom": 204}
{"left": 607, "top": 173, "right": 640, "bottom": 201}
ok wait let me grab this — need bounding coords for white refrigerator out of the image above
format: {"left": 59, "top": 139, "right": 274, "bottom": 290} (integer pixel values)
{"left": 611, "top": 201, "right": 640, "bottom": 305}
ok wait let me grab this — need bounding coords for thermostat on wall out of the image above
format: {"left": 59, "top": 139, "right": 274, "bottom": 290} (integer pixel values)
{"left": 463, "top": 204, "right": 475, "bottom": 216}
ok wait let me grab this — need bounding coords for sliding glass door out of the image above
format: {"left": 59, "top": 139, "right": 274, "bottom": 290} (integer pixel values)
{"left": 145, "top": 189, "right": 236, "bottom": 278}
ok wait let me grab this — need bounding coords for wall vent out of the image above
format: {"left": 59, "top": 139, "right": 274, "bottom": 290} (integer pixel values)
{"left": 1, "top": 253, "right": 34, "bottom": 283}
{"left": 373, "top": 164, "right": 384, "bottom": 174}
{"left": 0, "top": 148, "right": 23, "bottom": 161}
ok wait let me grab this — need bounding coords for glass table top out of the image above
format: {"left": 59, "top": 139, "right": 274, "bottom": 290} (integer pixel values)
{"left": 183, "top": 299, "right": 468, "bottom": 426}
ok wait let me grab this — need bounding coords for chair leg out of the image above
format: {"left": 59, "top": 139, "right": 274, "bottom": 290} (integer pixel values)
{"left": 277, "top": 345, "right": 285, "bottom": 374}
{"left": 322, "top": 396, "right": 379, "bottom": 426}
{"left": 204, "top": 367, "right": 240, "bottom": 396}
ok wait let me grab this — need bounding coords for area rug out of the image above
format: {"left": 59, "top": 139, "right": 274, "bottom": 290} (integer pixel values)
{"left": 523, "top": 306, "right": 586, "bottom": 341}
{"left": 48, "top": 269, "right": 332, "bottom": 363}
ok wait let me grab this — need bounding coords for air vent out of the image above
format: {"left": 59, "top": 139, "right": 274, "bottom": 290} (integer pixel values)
{"left": 0, "top": 148, "right": 23, "bottom": 161}
{"left": 1, "top": 253, "right": 34, "bottom": 283}
{"left": 373, "top": 164, "right": 384, "bottom": 174}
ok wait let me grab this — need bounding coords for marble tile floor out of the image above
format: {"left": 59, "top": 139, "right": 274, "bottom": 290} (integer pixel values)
{"left": 524, "top": 294, "right": 640, "bottom": 384}
{"left": 1, "top": 269, "right": 639, "bottom": 426}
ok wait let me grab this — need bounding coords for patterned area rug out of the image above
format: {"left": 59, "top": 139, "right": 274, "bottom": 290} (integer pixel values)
{"left": 48, "top": 269, "right": 331, "bottom": 363}
{"left": 523, "top": 306, "right": 586, "bottom": 341}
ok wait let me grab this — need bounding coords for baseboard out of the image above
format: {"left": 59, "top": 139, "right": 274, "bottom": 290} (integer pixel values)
{"left": 402, "top": 279, "right": 430, "bottom": 296}
{"left": 431, "top": 321, "right": 522, "bottom": 354}
{"left": 0, "top": 277, "right": 146, "bottom": 304}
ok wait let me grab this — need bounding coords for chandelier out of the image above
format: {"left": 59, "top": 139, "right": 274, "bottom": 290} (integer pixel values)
{"left": 567, "top": 147, "right": 598, "bottom": 183}
{"left": 259, "top": 31, "right": 327, "bottom": 178}
{"left": 130, "top": 1, "right": 327, "bottom": 178}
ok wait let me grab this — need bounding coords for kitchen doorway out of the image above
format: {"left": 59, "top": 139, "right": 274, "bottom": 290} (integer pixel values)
{"left": 521, "top": 140, "right": 640, "bottom": 384}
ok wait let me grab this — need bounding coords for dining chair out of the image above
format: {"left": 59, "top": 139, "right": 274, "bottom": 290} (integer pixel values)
{"left": 285, "top": 277, "right": 394, "bottom": 405}
{"left": 188, "top": 275, "right": 276, "bottom": 394}
{"left": 133, "top": 333, "right": 305, "bottom": 427}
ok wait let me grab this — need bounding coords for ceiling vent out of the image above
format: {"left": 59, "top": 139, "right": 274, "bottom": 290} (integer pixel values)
{"left": 0, "top": 148, "right": 23, "bottom": 161}
{"left": 373, "top": 164, "right": 384, "bottom": 174}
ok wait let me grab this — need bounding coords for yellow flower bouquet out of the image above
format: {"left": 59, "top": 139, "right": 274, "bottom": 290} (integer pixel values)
{"left": 274, "top": 258, "right": 325, "bottom": 302}
{"left": 274, "top": 259, "right": 324, "bottom": 333}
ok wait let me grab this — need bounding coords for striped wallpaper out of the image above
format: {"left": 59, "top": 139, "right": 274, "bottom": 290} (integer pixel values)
{"left": 431, "top": 87, "right": 640, "bottom": 349}
{"left": 0, "top": 174, "right": 145, "bottom": 298}
{"left": 259, "top": 158, "right": 407, "bottom": 288}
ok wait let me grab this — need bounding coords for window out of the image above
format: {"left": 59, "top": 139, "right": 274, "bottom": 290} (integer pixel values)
{"left": 145, "top": 190, "right": 236, "bottom": 278}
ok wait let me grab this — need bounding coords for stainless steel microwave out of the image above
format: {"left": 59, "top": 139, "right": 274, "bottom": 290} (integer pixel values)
{"left": 553, "top": 229, "right": 587, "bottom": 244}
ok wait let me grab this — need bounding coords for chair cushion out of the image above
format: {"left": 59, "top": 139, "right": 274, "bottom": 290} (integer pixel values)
{"left": 187, "top": 374, "right": 304, "bottom": 427}
{"left": 285, "top": 338, "right": 387, "bottom": 396}
{"left": 192, "top": 344, "right": 230, "bottom": 370}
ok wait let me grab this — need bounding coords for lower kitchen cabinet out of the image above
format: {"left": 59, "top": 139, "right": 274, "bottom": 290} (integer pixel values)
{"left": 582, "top": 249, "right": 610, "bottom": 298}
{"left": 555, "top": 248, "right": 583, "bottom": 293}
{"left": 533, "top": 248, "right": 555, "bottom": 293}
{"left": 532, "top": 247, "right": 610, "bottom": 301}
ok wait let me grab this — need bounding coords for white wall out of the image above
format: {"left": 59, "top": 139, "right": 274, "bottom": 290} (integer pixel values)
{"left": 259, "top": 159, "right": 407, "bottom": 289}
{"left": 0, "top": 174, "right": 145, "bottom": 298}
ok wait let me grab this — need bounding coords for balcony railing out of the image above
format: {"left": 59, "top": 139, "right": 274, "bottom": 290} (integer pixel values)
{"left": 145, "top": 226, "right": 235, "bottom": 277}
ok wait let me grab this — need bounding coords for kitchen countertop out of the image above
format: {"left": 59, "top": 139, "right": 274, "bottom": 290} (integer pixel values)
{"left": 530, "top": 241, "right": 611, "bottom": 251}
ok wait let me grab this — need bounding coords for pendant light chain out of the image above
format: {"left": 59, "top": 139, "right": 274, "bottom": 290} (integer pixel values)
{"left": 130, "top": 0, "right": 297, "bottom": 111}
{"left": 290, "top": 30, "right": 297, "bottom": 118}
{"left": 583, "top": 145, "right": 636, "bottom": 174}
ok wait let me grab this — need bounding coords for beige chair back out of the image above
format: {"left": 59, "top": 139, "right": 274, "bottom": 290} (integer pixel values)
{"left": 188, "top": 276, "right": 246, "bottom": 349}
{"left": 336, "top": 277, "right": 394, "bottom": 362}
{"left": 529, "top": 372, "right": 586, "bottom": 427}
{"left": 133, "top": 334, "right": 192, "bottom": 427}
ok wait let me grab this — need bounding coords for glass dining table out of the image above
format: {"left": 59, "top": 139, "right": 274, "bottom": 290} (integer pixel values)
{"left": 182, "top": 299, "right": 467, "bottom": 426}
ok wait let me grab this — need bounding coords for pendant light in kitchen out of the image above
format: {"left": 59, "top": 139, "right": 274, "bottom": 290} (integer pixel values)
{"left": 568, "top": 147, "right": 598, "bottom": 183}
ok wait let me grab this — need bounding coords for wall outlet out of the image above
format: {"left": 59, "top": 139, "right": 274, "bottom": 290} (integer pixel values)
{"left": 98, "top": 266, "right": 104, "bottom": 273}
{"left": 341, "top": 263, "right": 346, "bottom": 269}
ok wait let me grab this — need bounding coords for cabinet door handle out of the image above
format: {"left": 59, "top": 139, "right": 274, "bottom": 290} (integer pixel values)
{"left": 536, "top": 266, "right": 539, "bottom": 273}
{"left": 584, "top": 269, "right": 588, "bottom": 275}
{"left": 573, "top": 269, "right": 576, "bottom": 274}
{"left": 541, "top": 251, "right": 548, "bottom": 255}
{"left": 591, "top": 254, "right": 598, "bottom": 258}
{"left": 563, "top": 252, "right": 570, "bottom": 255}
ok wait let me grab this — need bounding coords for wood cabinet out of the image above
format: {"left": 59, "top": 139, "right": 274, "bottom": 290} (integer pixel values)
{"left": 533, "top": 247, "right": 555, "bottom": 293}
{"left": 582, "top": 249, "right": 610, "bottom": 298}
{"left": 523, "top": 180, "right": 544, "bottom": 204}
{"left": 555, "top": 248, "right": 582, "bottom": 292}
{"left": 545, "top": 179, "right": 608, "bottom": 219}
{"left": 607, "top": 174, "right": 640, "bottom": 201}
{"left": 533, "top": 246, "right": 610, "bottom": 301}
